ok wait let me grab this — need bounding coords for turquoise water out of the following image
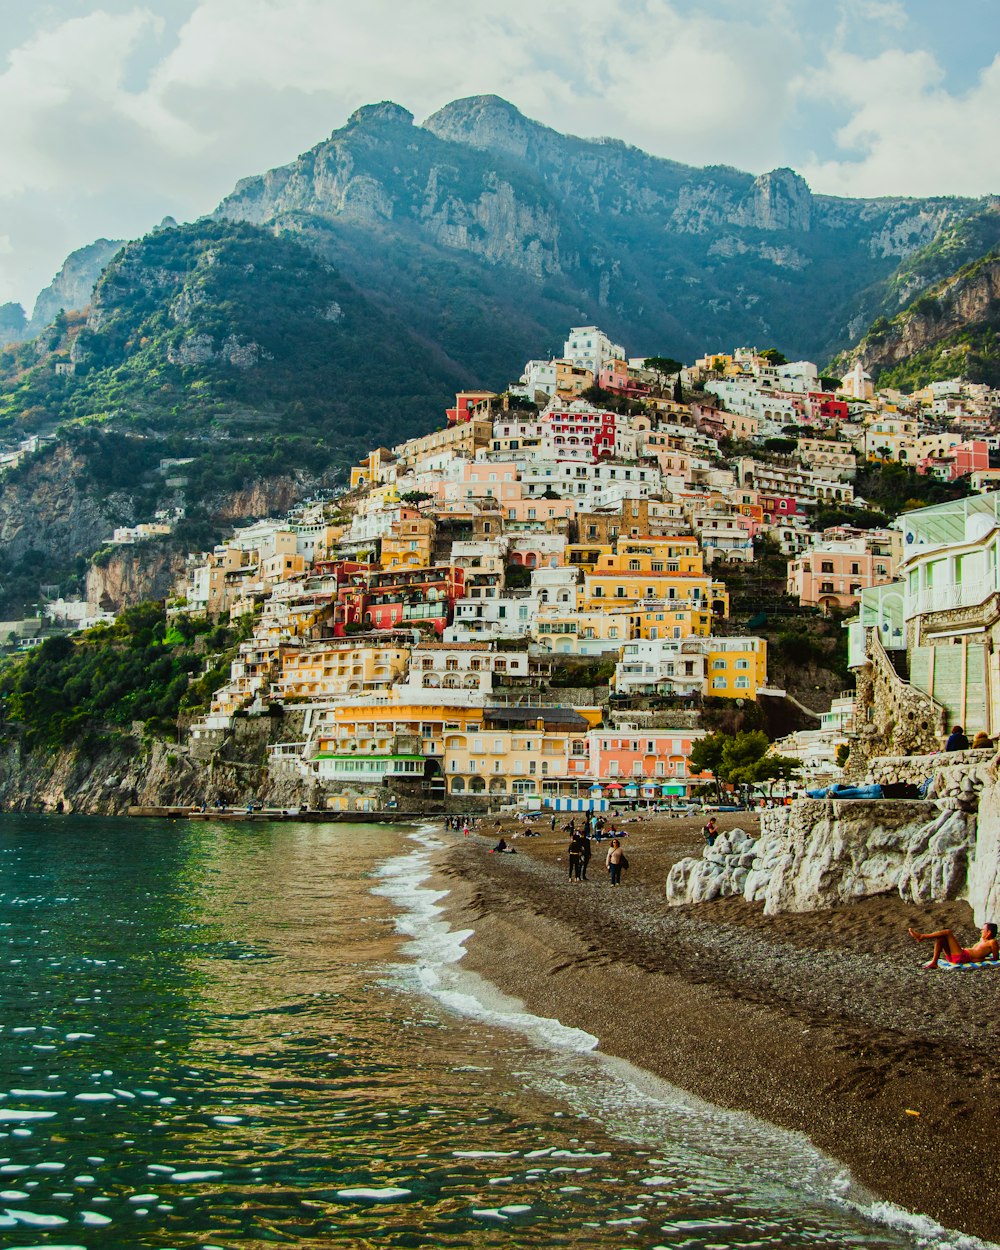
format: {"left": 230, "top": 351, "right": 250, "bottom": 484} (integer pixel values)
{"left": 0, "top": 815, "right": 989, "bottom": 1248}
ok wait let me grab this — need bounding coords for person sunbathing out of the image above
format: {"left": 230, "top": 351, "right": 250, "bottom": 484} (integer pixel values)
{"left": 908, "top": 922, "right": 998, "bottom": 969}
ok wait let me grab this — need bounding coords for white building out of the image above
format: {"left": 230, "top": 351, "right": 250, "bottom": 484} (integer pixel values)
{"left": 444, "top": 593, "right": 540, "bottom": 643}
{"left": 614, "top": 639, "right": 705, "bottom": 696}
{"left": 563, "top": 326, "right": 626, "bottom": 378}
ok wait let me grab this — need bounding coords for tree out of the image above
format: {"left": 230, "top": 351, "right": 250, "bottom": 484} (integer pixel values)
{"left": 690, "top": 729, "right": 801, "bottom": 801}
{"left": 400, "top": 490, "right": 433, "bottom": 506}
{"left": 643, "top": 357, "right": 683, "bottom": 391}
{"left": 689, "top": 732, "right": 727, "bottom": 800}
{"left": 759, "top": 348, "right": 787, "bottom": 366}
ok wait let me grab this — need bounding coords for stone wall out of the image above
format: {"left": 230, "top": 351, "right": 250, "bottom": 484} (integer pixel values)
{"left": 968, "top": 772, "right": 1000, "bottom": 924}
{"left": 848, "top": 630, "right": 946, "bottom": 776}
{"left": 864, "top": 749, "right": 993, "bottom": 795}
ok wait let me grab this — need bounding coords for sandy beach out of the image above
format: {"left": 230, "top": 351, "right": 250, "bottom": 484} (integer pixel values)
{"left": 430, "top": 811, "right": 1000, "bottom": 1243}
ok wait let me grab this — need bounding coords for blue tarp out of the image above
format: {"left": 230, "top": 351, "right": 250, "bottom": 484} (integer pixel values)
{"left": 805, "top": 783, "right": 883, "bottom": 800}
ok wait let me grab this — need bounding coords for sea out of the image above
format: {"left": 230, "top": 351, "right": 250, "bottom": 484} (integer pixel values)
{"left": 0, "top": 814, "right": 992, "bottom": 1250}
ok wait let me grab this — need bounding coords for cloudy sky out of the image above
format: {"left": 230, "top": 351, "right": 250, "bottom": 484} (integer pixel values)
{"left": 1, "top": 0, "right": 997, "bottom": 310}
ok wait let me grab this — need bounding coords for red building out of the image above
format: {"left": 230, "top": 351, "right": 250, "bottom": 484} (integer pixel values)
{"left": 446, "top": 391, "right": 495, "bottom": 425}
{"left": 808, "top": 393, "right": 849, "bottom": 423}
{"left": 335, "top": 566, "right": 465, "bottom": 636}
{"left": 760, "top": 494, "right": 798, "bottom": 518}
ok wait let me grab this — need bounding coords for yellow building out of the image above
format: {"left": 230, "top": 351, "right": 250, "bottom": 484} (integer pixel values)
{"left": 442, "top": 708, "right": 602, "bottom": 798}
{"left": 380, "top": 515, "right": 435, "bottom": 571}
{"left": 350, "top": 447, "right": 395, "bottom": 491}
{"left": 274, "top": 640, "right": 410, "bottom": 702}
{"left": 535, "top": 602, "right": 712, "bottom": 655}
{"left": 555, "top": 359, "right": 594, "bottom": 396}
{"left": 309, "top": 700, "right": 485, "bottom": 788}
{"left": 393, "top": 418, "right": 493, "bottom": 470}
{"left": 704, "top": 637, "right": 768, "bottom": 699}
{"left": 577, "top": 538, "right": 729, "bottom": 616}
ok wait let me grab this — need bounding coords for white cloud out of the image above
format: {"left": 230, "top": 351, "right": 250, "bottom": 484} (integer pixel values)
{"left": 0, "top": 0, "right": 996, "bottom": 307}
{"left": 797, "top": 48, "right": 1000, "bottom": 197}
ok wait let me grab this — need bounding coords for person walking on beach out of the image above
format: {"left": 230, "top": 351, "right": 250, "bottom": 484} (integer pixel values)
{"left": 580, "top": 830, "right": 592, "bottom": 881}
{"left": 702, "top": 816, "right": 719, "bottom": 847}
{"left": 606, "top": 838, "right": 626, "bottom": 885}
{"left": 908, "top": 922, "right": 998, "bottom": 968}
{"left": 567, "top": 832, "right": 585, "bottom": 882}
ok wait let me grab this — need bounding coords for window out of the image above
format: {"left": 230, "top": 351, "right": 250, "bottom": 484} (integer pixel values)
{"left": 821, "top": 561, "right": 834, "bottom": 573}
{"left": 712, "top": 676, "right": 727, "bottom": 689}
{"left": 735, "top": 659, "right": 750, "bottom": 670}
{"left": 735, "top": 676, "right": 750, "bottom": 689}
{"left": 821, "top": 581, "right": 834, "bottom": 593}
{"left": 712, "top": 658, "right": 727, "bottom": 670}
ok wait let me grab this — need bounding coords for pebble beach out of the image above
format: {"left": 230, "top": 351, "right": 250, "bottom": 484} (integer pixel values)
{"left": 430, "top": 811, "right": 1000, "bottom": 1243}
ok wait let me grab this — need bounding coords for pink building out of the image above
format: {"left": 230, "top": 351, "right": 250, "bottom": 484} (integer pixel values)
{"left": 588, "top": 729, "right": 701, "bottom": 786}
{"left": 786, "top": 537, "right": 895, "bottom": 612}
{"left": 917, "top": 439, "right": 989, "bottom": 481}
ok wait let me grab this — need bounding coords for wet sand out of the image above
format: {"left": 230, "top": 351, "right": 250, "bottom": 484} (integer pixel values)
{"left": 431, "top": 812, "right": 1000, "bottom": 1243}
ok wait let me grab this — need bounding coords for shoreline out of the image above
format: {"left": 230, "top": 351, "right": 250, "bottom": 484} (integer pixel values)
{"left": 425, "top": 813, "right": 999, "bottom": 1244}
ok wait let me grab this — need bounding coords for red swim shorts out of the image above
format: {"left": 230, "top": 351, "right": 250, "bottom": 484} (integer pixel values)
{"left": 946, "top": 948, "right": 975, "bottom": 964}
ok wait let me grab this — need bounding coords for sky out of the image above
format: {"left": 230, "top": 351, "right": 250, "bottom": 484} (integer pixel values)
{"left": 0, "top": 0, "right": 998, "bottom": 311}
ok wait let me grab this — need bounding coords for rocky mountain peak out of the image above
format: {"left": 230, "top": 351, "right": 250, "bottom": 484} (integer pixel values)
{"left": 732, "top": 167, "right": 813, "bottom": 232}
{"left": 347, "top": 101, "right": 414, "bottom": 128}
{"left": 422, "top": 94, "right": 553, "bottom": 161}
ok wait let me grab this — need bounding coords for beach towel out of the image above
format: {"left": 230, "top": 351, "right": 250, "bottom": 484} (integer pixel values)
{"left": 936, "top": 958, "right": 1000, "bottom": 970}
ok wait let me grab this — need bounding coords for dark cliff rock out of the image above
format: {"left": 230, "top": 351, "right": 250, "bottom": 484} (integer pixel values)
{"left": 0, "top": 443, "right": 114, "bottom": 566}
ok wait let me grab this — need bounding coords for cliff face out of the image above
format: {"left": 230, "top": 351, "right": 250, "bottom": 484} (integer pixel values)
{"left": 85, "top": 546, "right": 187, "bottom": 614}
{"left": 216, "top": 94, "right": 985, "bottom": 363}
{"left": 29, "top": 238, "right": 123, "bottom": 334}
{"left": 0, "top": 712, "right": 308, "bottom": 815}
{"left": 0, "top": 443, "right": 114, "bottom": 566}
{"left": 841, "top": 253, "right": 1000, "bottom": 388}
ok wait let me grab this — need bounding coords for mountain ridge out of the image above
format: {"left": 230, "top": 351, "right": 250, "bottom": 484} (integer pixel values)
{"left": 213, "top": 94, "right": 990, "bottom": 368}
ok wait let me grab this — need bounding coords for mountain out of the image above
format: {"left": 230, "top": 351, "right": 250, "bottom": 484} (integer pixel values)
{"left": 834, "top": 248, "right": 1000, "bottom": 390}
{"left": 0, "top": 220, "right": 469, "bottom": 614}
{"left": 29, "top": 237, "right": 124, "bottom": 336}
{"left": 214, "top": 95, "right": 991, "bottom": 371}
{"left": 0, "top": 238, "right": 125, "bottom": 350}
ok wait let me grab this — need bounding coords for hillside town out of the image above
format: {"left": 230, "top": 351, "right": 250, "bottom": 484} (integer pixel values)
{"left": 149, "top": 326, "right": 1000, "bottom": 811}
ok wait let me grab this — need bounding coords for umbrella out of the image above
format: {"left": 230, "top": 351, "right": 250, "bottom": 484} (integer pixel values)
{"left": 604, "top": 782, "right": 624, "bottom": 790}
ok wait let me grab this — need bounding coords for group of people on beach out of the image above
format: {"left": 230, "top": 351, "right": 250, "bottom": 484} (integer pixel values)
{"left": 563, "top": 814, "right": 629, "bottom": 885}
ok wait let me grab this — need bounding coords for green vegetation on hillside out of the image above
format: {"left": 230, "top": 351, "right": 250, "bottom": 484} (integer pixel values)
{"left": 853, "top": 460, "right": 971, "bottom": 515}
{"left": 0, "top": 221, "right": 466, "bottom": 501}
{"left": 0, "top": 603, "right": 242, "bottom": 749}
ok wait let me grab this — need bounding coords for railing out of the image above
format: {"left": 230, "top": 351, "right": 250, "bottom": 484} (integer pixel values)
{"left": 907, "top": 585, "right": 999, "bottom": 619}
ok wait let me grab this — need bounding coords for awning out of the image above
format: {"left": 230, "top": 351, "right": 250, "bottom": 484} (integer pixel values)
{"left": 604, "top": 782, "right": 624, "bottom": 790}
